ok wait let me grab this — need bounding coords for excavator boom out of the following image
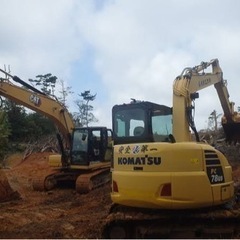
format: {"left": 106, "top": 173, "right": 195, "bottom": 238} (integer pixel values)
{"left": 0, "top": 70, "right": 74, "bottom": 149}
{"left": 173, "top": 58, "right": 240, "bottom": 143}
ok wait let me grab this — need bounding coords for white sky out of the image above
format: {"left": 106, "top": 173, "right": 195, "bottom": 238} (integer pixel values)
{"left": 1, "top": 0, "right": 240, "bottom": 131}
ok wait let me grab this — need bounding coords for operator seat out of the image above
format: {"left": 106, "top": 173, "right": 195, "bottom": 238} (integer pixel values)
{"left": 133, "top": 126, "right": 144, "bottom": 136}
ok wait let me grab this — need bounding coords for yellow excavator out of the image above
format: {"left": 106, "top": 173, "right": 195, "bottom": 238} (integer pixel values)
{"left": 103, "top": 59, "right": 240, "bottom": 238}
{"left": 0, "top": 69, "right": 112, "bottom": 193}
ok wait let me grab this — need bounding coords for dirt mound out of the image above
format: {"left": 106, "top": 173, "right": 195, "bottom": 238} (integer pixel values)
{"left": 0, "top": 170, "right": 21, "bottom": 203}
{"left": 0, "top": 152, "right": 51, "bottom": 204}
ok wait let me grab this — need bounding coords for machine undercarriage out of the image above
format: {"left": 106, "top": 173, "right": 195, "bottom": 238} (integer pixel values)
{"left": 102, "top": 202, "right": 240, "bottom": 239}
{"left": 32, "top": 164, "right": 111, "bottom": 193}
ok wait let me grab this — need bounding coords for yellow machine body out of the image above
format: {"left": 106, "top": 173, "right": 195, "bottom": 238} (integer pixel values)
{"left": 48, "top": 154, "right": 62, "bottom": 167}
{"left": 111, "top": 142, "right": 233, "bottom": 209}
{"left": 103, "top": 59, "right": 240, "bottom": 238}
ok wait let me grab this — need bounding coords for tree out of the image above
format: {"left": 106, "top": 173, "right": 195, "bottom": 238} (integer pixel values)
{"left": 208, "top": 110, "right": 221, "bottom": 132}
{"left": 29, "top": 73, "right": 57, "bottom": 95}
{"left": 58, "top": 79, "right": 74, "bottom": 108}
{"left": 0, "top": 110, "right": 11, "bottom": 160}
{"left": 2, "top": 98, "right": 55, "bottom": 143}
{"left": 74, "top": 90, "right": 98, "bottom": 127}
{"left": 3, "top": 99, "right": 28, "bottom": 142}
{"left": 25, "top": 112, "right": 56, "bottom": 141}
{"left": 204, "top": 110, "right": 224, "bottom": 146}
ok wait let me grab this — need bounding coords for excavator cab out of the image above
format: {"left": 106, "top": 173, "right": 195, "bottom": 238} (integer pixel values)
{"left": 112, "top": 100, "right": 173, "bottom": 145}
{"left": 71, "top": 127, "right": 112, "bottom": 165}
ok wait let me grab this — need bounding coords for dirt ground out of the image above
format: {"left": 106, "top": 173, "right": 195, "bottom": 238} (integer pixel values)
{"left": 0, "top": 152, "right": 112, "bottom": 239}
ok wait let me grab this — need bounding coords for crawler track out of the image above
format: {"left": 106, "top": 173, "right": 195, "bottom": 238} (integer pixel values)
{"left": 76, "top": 168, "right": 111, "bottom": 193}
{"left": 102, "top": 204, "right": 240, "bottom": 239}
{"left": 32, "top": 167, "right": 111, "bottom": 194}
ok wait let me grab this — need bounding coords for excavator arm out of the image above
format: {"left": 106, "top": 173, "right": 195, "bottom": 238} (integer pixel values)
{"left": 173, "top": 58, "right": 240, "bottom": 143}
{"left": 0, "top": 69, "right": 75, "bottom": 163}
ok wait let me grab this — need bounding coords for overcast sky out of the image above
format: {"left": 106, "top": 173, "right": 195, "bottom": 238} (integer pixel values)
{"left": 1, "top": 0, "right": 240, "bottom": 131}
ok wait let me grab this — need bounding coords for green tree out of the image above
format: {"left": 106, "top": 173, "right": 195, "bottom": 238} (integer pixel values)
{"left": 3, "top": 99, "right": 28, "bottom": 142}
{"left": 74, "top": 90, "right": 98, "bottom": 127}
{"left": 0, "top": 110, "right": 11, "bottom": 160}
{"left": 29, "top": 73, "right": 57, "bottom": 95}
{"left": 2, "top": 99, "right": 55, "bottom": 143}
{"left": 25, "top": 112, "right": 56, "bottom": 141}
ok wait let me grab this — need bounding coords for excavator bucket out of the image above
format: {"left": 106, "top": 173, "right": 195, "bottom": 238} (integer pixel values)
{"left": 222, "top": 122, "right": 240, "bottom": 144}
{"left": 0, "top": 170, "right": 20, "bottom": 203}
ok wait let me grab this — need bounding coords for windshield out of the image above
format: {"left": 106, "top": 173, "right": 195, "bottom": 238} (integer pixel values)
{"left": 152, "top": 113, "right": 172, "bottom": 142}
{"left": 114, "top": 108, "right": 145, "bottom": 137}
{"left": 113, "top": 104, "right": 172, "bottom": 142}
{"left": 72, "top": 129, "right": 88, "bottom": 152}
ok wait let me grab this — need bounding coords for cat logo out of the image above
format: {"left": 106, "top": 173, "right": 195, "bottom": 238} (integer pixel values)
{"left": 29, "top": 94, "right": 41, "bottom": 106}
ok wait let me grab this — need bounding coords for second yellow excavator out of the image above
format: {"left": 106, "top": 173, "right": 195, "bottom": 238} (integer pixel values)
{"left": 172, "top": 58, "right": 240, "bottom": 143}
{"left": 103, "top": 59, "right": 240, "bottom": 238}
{"left": 0, "top": 69, "right": 112, "bottom": 193}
